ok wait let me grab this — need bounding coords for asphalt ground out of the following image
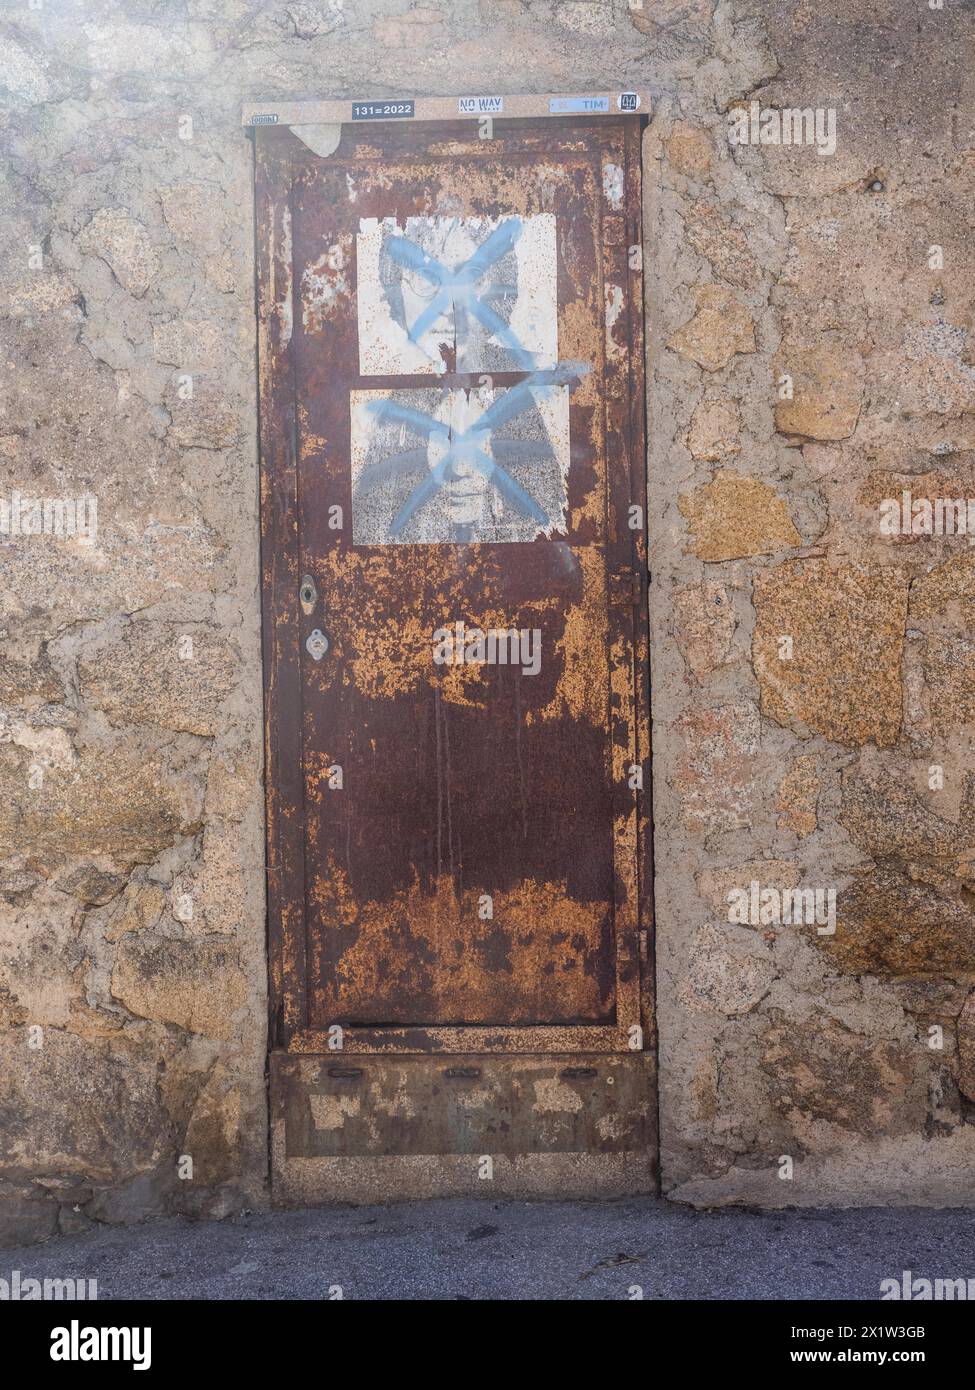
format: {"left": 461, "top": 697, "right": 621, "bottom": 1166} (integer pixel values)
{"left": 3, "top": 1196, "right": 974, "bottom": 1301}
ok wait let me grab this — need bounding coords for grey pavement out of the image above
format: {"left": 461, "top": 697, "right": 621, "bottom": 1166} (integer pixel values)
{"left": 3, "top": 1198, "right": 974, "bottom": 1300}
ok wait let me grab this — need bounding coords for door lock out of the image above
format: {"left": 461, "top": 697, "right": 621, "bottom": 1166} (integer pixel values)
{"left": 305, "top": 629, "right": 329, "bottom": 661}
{"left": 299, "top": 574, "right": 318, "bottom": 615}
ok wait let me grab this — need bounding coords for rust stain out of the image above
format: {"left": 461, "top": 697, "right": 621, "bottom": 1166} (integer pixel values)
{"left": 312, "top": 545, "right": 531, "bottom": 703}
{"left": 534, "top": 545, "right": 608, "bottom": 725}
{"left": 300, "top": 233, "right": 353, "bottom": 332}
{"left": 309, "top": 859, "right": 612, "bottom": 1025}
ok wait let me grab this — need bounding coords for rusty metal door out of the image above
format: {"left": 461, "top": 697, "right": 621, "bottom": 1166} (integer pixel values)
{"left": 255, "top": 111, "right": 653, "bottom": 1199}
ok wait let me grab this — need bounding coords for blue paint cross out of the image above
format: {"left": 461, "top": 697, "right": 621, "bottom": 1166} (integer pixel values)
{"left": 364, "top": 363, "right": 588, "bottom": 538}
{"left": 385, "top": 218, "right": 537, "bottom": 369}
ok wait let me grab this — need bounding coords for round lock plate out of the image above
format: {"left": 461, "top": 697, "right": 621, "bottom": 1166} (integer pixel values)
{"left": 305, "top": 629, "right": 329, "bottom": 660}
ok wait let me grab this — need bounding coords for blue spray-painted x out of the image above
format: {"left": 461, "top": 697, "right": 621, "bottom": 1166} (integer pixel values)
{"left": 364, "top": 362, "right": 589, "bottom": 538}
{"left": 384, "top": 218, "right": 537, "bottom": 369}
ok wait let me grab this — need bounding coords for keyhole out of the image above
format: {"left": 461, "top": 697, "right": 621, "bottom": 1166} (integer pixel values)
{"left": 299, "top": 575, "right": 318, "bottom": 615}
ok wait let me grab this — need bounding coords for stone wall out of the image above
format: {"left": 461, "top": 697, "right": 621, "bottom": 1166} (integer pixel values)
{"left": 0, "top": 0, "right": 972, "bottom": 1242}
{"left": 648, "top": 1, "right": 975, "bottom": 1204}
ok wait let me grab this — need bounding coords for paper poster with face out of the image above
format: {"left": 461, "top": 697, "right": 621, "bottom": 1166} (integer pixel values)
{"left": 356, "top": 213, "right": 558, "bottom": 376}
{"left": 349, "top": 378, "right": 575, "bottom": 545}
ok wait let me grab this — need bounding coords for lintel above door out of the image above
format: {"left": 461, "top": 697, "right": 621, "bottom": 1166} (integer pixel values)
{"left": 242, "top": 90, "right": 650, "bottom": 130}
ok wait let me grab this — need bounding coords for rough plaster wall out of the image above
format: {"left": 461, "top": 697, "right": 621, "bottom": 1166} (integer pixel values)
{"left": 0, "top": 0, "right": 972, "bottom": 1245}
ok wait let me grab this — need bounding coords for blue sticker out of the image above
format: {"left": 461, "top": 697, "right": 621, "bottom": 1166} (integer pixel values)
{"left": 549, "top": 96, "right": 610, "bottom": 114}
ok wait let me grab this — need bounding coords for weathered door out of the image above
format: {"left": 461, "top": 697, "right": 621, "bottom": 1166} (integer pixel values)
{"left": 255, "top": 107, "right": 654, "bottom": 1200}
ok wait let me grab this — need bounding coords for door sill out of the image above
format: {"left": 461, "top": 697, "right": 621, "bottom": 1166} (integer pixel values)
{"left": 270, "top": 1051, "right": 657, "bottom": 1203}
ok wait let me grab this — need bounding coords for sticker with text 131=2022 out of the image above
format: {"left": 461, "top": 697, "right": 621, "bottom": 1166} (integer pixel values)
{"left": 352, "top": 100, "right": 416, "bottom": 120}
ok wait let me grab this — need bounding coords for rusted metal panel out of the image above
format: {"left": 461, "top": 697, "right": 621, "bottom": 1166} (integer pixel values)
{"left": 273, "top": 1052, "right": 653, "bottom": 1157}
{"left": 257, "top": 116, "right": 649, "bottom": 1062}
{"left": 270, "top": 1051, "right": 655, "bottom": 1202}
